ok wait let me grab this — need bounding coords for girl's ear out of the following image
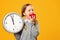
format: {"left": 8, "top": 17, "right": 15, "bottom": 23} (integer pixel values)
{"left": 23, "top": 13, "right": 25, "bottom": 16}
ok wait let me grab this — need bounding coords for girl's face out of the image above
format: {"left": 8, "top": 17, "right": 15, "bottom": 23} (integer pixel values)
{"left": 24, "top": 5, "right": 34, "bottom": 18}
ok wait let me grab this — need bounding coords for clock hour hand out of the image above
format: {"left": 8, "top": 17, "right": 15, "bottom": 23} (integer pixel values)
{"left": 11, "top": 16, "right": 14, "bottom": 25}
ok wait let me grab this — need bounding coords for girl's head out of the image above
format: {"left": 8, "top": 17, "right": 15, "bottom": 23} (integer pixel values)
{"left": 21, "top": 4, "right": 35, "bottom": 18}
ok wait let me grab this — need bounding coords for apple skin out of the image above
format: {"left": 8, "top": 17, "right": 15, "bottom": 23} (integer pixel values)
{"left": 29, "top": 13, "right": 36, "bottom": 19}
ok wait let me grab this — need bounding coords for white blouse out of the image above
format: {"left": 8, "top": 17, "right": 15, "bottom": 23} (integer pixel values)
{"left": 14, "top": 19, "right": 39, "bottom": 40}
{"left": 20, "top": 19, "right": 39, "bottom": 40}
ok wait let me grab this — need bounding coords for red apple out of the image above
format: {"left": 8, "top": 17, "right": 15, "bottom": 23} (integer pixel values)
{"left": 29, "top": 13, "right": 36, "bottom": 19}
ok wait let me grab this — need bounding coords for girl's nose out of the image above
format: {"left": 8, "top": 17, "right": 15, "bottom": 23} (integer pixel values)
{"left": 30, "top": 10, "right": 34, "bottom": 13}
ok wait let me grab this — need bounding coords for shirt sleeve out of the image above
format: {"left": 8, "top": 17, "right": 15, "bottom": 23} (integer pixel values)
{"left": 14, "top": 32, "right": 21, "bottom": 40}
{"left": 31, "top": 21, "right": 39, "bottom": 37}
{"left": 14, "top": 28, "right": 23, "bottom": 40}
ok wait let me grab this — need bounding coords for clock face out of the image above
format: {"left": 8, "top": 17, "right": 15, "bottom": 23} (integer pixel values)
{"left": 3, "top": 12, "right": 23, "bottom": 33}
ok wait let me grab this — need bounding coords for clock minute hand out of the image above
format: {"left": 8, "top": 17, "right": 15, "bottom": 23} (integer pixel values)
{"left": 11, "top": 16, "right": 14, "bottom": 25}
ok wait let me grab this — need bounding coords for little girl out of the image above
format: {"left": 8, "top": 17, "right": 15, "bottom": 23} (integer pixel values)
{"left": 14, "top": 4, "right": 39, "bottom": 40}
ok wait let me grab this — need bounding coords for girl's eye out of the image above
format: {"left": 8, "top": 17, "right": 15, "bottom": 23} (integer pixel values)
{"left": 28, "top": 10, "right": 30, "bottom": 12}
{"left": 28, "top": 9, "right": 34, "bottom": 12}
{"left": 32, "top": 9, "right": 34, "bottom": 11}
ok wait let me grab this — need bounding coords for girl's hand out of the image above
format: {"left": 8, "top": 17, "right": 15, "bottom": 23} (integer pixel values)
{"left": 29, "top": 16, "right": 36, "bottom": 22}
{"left": 28, "top": 13, "right": 36, "bottom": 24}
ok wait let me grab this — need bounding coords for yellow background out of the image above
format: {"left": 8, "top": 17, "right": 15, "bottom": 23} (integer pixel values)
{"left": 0, "top": 0, "right": 60, "bottom": 40}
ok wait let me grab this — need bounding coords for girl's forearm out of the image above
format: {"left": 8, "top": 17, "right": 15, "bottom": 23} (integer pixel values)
{"left": 32, "top": 21, "right": 39, "bottom": 37}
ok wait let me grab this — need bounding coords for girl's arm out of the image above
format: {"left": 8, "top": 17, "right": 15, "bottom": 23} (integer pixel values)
{"left": 31, "top": 20, "right": 39, "bottom": 37}
{"left": 14, "top": 32, "right": 21, "bottom": 40}
{"left": 14, "top": 29, "right": 23, "bottom": 40}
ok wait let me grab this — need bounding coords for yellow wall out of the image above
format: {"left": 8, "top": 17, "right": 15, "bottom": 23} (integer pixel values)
{"left": 0, "top": 0, "right": 60, "bottom": 40}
